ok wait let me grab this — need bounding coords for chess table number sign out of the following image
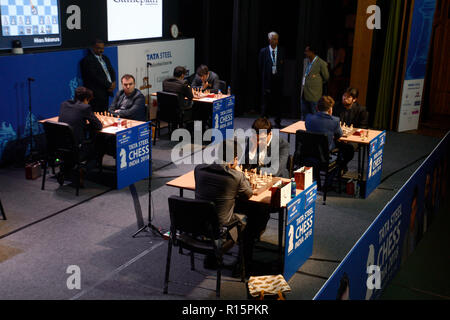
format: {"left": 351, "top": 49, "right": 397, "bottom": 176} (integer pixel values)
{"left": 365, "top": 131, "right": 386, "bottom": 198}
{"left": 115, "top": 122, "right": 151, "bottom": 190}
{"left": 284, "top": 182, "right": 317, "bottom": 281}
{"left": 211, "top": 95, "right": 235, "bottom": 144}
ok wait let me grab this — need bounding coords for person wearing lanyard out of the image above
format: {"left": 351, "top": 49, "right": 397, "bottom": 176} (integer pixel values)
{"left": 258, "top": 32, "right": 285, "bottom": 128}
{"left": 80, "top": 39, "right": 117, "bottom": 113}
{"left": 301, "top": 46, "right": 330, "bottom": 121}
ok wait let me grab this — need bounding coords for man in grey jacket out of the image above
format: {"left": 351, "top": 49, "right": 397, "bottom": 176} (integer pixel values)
{"left": 109, "top": 74, "right": 146, "bottom": 121}
{"left": 301, "top": 46, "right": 330, "bottom": 120}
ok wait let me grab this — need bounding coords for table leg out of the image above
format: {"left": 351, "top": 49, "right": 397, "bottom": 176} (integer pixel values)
{"left": 278, "top": 208, "right": 286, "bottom": 260}
{"left": 357, "top": 145, "right": 362, "bottom": 181}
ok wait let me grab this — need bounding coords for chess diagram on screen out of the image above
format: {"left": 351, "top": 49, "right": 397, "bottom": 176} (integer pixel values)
{"left": 1, "top": 0, "right": 59, "bottom": 37}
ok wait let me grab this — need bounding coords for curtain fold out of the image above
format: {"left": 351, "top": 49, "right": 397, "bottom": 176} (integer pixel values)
{"left": 373, "top": 0, "right": 404, "bottom": 129}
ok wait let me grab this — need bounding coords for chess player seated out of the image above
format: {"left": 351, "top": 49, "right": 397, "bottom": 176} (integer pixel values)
{"left": 58, "top": 87, "right": 114, "bottom": 185}
{"left": 194, "top": 140, "right": 269, "bottom": 275}
{"left": 243, "top": 118, "right": 290, "bottom": 178}
{"left": 333, "top": 87, "right": 369, "bottom": 129}
{"left": 108, "top": 74, "right": 146, "bottom": 121}
{"left": 305, "top": 96, "right": 354, "bottom": 177}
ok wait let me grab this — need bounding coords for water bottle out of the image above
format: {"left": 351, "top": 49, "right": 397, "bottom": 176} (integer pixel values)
{"left": 291, "top": 178, "right": 297, "bottom": 199}
{"left": 117, "top": 116, "right": 122, "bottom": 129}
{"left": 227, "top": 86, "right": 231, "bottom": 96}
{"left": 218, "top": 89, "right": 222, "bottom": 98}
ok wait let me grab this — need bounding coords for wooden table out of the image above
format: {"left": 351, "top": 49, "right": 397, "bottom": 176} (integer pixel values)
{"left": 281, "top": 120, "right": 384, "bottom": 194}
{"left": 151, "top": 92, "right": 231, "bottom": 104}
{"left": 40, "top": 115, "right": 151, "bottom": 234}
{"left": 40, "top": 116, "right": 147, "bottom": 135}
{"left": 167, "top": 170, "right": 299, "bottom": 259}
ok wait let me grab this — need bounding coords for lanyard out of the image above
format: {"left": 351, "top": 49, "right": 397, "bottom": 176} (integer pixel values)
{"left": 270, "top": 47, "right": 277, "bottom": 65}
{"left": 305, "top": 56, "right": 318, "bottom": 78}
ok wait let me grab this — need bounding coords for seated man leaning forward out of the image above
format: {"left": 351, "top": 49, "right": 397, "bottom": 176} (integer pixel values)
{"left": 194, "top": 139, "right": 253, "bottom": 270}
{"left": 109, "top": 74, "right": 146, "bottom": 121}
{"left": 243, "top": 118, "right": 290, "bottom": 178}
{"left": 305, "top": 96, "right": 354, "bottom": 174}
{"left": 191, "top": 64, "right": 221, "bottom": 92}
{"left": 162, "top": 66, "right": 194, "bottom": 110}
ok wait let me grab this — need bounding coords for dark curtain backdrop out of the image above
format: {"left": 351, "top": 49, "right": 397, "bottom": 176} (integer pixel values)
{"left": 230, "top": 0, "right": 335, "bottom": 117}
{"left": 176, "top": 0, "right": 357, "bottom": 117}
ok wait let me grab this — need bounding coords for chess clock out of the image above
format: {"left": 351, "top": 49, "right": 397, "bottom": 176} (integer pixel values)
{"left": 170, "top": 24, "right": 179, "bottom": 39}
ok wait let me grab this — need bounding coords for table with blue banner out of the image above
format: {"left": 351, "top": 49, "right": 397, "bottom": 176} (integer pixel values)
{"left": 166, "top": 171, "right": 318, "bottom": 278}
{"left": 281, "top": 121, "right": 386, "bottom": 199}
{"left": 152, "top": 93, "right": 235, "bottom": 141}
{"left": 40, "top": 116, "right": 151, "bottom": 232}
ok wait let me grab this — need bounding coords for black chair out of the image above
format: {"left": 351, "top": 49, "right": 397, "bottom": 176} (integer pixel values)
{"left": 293, "top": 130, "right": 341, "bottom": 204}
{"left": 41, "top": 121, "right": 87, "bottom": 196}
{"left": 185, "top": 73, "right": 196, "bottom": 86}
{"left": 0, "top": 198, "right": 6, "bottom": 220}
{"left": 216, "top": 80, "right": 227, "bottom": 94}
{"left": 164, "top": 196, "right": 245, "bottom": 298}
{"left": 287, "top": 154, "right": 294, "bottom": 179}
{"left": 157, "top": 91, "right": 193, "bottom": 136}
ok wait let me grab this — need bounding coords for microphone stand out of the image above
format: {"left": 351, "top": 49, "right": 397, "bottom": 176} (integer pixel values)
{"left": 132, "top": 62, "right": 164, "bottom": 239}
{"left": 27, "top": 77, "right": 37, "bottom": 162}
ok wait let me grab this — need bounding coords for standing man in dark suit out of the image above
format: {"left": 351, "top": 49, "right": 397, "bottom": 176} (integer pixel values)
{"left": 109, "top": 75, "right": 146, "bottom": 121}
{"left": 163, "top": 66, "right": 194, "bottom": 109}
{"left": 191, "top": 65, "right": 221, "bottom": 92}
{"left": 80, "top": 39, "right": 117, "bottom": 113}
{"left": 259, "top": 32, "right": 285, "bottom": 128}
{"left": 305, "top": 96, "right": 354, "bottom": 174}
{"left": 333, "top": 87, "right": 369, "bottom": 129}
{"left": 301, "top": 46, "right": 330, "bottom": 120}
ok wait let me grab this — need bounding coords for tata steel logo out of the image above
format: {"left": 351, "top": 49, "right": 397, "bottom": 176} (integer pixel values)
{"left": 113, "top": 0, "right": 159, "bottom": 5}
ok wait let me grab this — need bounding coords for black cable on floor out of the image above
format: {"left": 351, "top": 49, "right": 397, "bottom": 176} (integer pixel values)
{"left": 380, "top": 155, "right": 428, "bottom": 184}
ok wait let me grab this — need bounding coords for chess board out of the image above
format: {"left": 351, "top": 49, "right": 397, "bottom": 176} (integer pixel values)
{"left": 243, "top": 169, "right": 281, "bottom": 196}
{"left": 341, "top": 125, "right": 356, "bottom": 138}
{"left": 1, "top": 0, "right": 59, "bottom": 37}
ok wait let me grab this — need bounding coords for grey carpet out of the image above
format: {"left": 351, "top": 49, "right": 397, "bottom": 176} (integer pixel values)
{"left": 0, "top": 117, "right": 442, "bottom": 300}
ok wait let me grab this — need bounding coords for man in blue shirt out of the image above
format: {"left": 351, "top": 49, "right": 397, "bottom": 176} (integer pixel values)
{"left": 305, "top": 96, "right": 354, "bottom": 173}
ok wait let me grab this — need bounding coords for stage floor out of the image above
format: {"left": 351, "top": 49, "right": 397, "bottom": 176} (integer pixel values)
{"left": 0, "top": 117, "right": 448, "bottom": 300}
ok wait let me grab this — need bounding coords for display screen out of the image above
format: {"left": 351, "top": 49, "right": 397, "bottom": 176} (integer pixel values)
{"left": 0, "top": 0, "right": 61, "bottom": 50}
{"left": 107, "top": 0, "right": 163, "bottom": 42}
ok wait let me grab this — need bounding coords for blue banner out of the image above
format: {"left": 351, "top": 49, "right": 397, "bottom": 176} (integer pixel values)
{"left": 314, "top": 133, "right": 449, "bottom": 300}
{"left": 0, "top": 47, "right": 118, "bottom": 163}
{"left": 404, "top": 0, "right": 437, "bottom": 80}
{"left": 365, "top": 131, "right": 386, "bottom": 198}
{"left": 212, "top": 95, "right": 235, "bottom": 143}
{"left": 284, "top": 182, "right": 318, "bottom": 282}
{"left": 116, "top": 123, "right": 151, "bottom": 190}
